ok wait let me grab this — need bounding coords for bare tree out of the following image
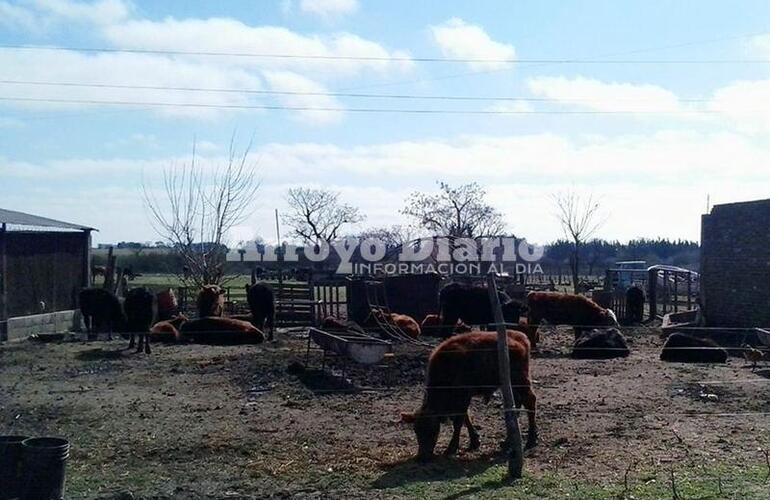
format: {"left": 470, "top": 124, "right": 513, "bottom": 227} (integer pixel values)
{"left": 355, "top": 225, "right": 415, "bottom": 250}
{"left": 143, "top": 139, "right": 259, "bottom": 287}
{"left": 283, "top": 187, "right": 364, "bottom": 243}
{"left": 401, "top": 182, "right": 506, "bottom": 238}
{"left": 552, "top": 190, "right": 606, "bottom": 293}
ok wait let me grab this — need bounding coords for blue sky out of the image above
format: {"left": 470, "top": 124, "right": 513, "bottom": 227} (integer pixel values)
{"left": 1, "top": 0, "right": 770, "bottom": 245}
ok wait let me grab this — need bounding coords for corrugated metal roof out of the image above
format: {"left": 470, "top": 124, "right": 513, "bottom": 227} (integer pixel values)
{"left": 0, "top": 208, "right": 94, "bottom": 231}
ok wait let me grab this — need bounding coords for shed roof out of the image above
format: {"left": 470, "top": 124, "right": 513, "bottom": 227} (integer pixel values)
{"left": 0, "top": 208, "right": 95, "bottom": 231}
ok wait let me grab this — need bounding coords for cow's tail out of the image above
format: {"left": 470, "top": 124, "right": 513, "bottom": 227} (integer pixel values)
{"left": 251, "top": 267, "right": 257, "bottom": 285}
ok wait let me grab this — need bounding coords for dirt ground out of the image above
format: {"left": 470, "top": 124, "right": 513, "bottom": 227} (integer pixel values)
{"left": 1, "top": 326, "right": 769, "bottom": 499}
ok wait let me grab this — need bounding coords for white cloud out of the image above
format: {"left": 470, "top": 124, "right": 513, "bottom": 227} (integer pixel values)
{"left": 32, "top": 0, "right": 131, "bottom": 25}
{"left": 262, "top": 70, "right": 344, "bottom": 124}
{"left": 528, "top": 76, "right": 683, "bottom": 113}
{"left": 5, "top": 128, "right": 770, "bottom": 242}
{"left": 0, "top": 0, "right": 131, "bottom": 29}
{"left": 708, "top": 79, "right": 770, "bottom": 133}
{"left": 429, "top": 17, "right": 516, "bottom": 70}
{"left": 103, "top": 17, "right": 413, "bottom": 76}
{"left": 299, "top": 0, "right": 358, "bottom": 18}
{"left": 0, "top": 1, "right": 41, "bottom": 31}
{"left": 0, "top": 48, "right": 264, "bottom": 118}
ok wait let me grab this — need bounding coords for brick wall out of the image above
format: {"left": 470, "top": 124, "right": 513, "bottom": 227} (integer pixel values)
{"left": 701, "top": 198, "right": 770, "bottom": 327}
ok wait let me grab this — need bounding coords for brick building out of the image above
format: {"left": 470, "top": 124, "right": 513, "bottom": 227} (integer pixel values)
{"left": 700, "top": 198, "right": 770, "bottom": 327}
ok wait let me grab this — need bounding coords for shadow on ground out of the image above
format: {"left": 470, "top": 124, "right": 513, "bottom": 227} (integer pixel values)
{"left": 372, "top": 451, "right": 509, "bottom": 497}
{"left": 75, "top": 347, "right": 126, "bottom": 361}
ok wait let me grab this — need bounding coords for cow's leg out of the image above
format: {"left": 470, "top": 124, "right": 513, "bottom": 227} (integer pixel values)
{"left": 445, "top": 415, "right": 464, "bottom": 456}
{"left": 128, "top": 332, "right": 135, "bottom": 349}
{"left": 522, "top": 388, "right": 538, "bottom": 450}
{"left": 465, "top": 413, "right": 480, "bottom": 451}
{"left": 268, "top": 310, "right": 275, "bottom": 341}
{"left": 143, "top": 334, "right": 151, "bottom": 354}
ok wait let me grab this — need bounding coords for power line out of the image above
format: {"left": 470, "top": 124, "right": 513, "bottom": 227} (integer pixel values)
{"left": 2, "top": 43, "right": 770, "bottom": 64}
{"left": 0, "top": 96, "right": 730, "bottom": 115}
{"left": 0, "top": 79, "right": 715, "bottom": 103}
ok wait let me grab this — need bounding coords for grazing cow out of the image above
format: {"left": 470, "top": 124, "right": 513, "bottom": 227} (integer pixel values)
{"left": 124, "top": 287, "right": 155, "bottom": 354}
{"left": 400, "top": 330, "right": 537, "bottom": 460}
{"left": 79, "top": 288, "right": 125, "bottom": 340}
{"left": 571, "top": 328, "right": 630, "bottom": 359}
{"left": 150, "top": 314, "right": 188, "bottom": 343}
{"left": 660, "top": 333, "right": 727, "bottom": 363}
{"left": 369, "top": 308, "right": 421, "bottom": 339}
{"left": 180, "top": 317, "right": 265, "bottom": 345}
{"left": 527, "top": 291, "right": 618, "bottom": 340}
{"left": 438, "top": 283, "right": 526, "bottom": 339}
{"left": 196, "top": 285, "right": 225, "bottom": 318}
{"left": 625, "top": 286, "right": 645, "bottom": 324}
{"left": 245, "top": 270, "right": 275, "bottom": 341}
{"left": 156, "top": 288, "right": 179, "bottom": 321}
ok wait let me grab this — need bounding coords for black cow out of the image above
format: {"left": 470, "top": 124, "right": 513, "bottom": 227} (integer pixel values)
{"left": 124, "top": 287, "right": 155, "bottom": 354}
{"left": 571, "top": 328, "right": 630, "bottom": 359}
{"left": 79, "top": 288, "right": 125, "bottom": 340}
{"left": 438, "top": 282, "right": 526, "bottom": 338}
{"left": 245, "top": 269, "right": 275, "bottom": 341}
{"left": 660, "top": 333, "right": 728, "bottom": 363}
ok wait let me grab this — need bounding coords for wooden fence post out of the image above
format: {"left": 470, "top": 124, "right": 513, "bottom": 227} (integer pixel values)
{"left": 486, "top": 273, "right": 524, "bottom": 479}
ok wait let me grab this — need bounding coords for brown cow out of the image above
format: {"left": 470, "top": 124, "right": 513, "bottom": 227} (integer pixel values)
{"left": 150, "top": 314, "right": 188, "bottom": 343}
{"left": 527, "top": 291, "right": 618, "bottom": 339}
{"left": 196, "top": 285, "right": 225, "bottom": 318}
{"left": 401, "top": 330, "right": 537, "bottom": 460}
{"left": 180, "top": 317, "right": 265, "bottom": 345}
{"left": 370, "top": 308, "right": 421, "bottom": 339}
{"left": 421, "top": 314, "right": 473, "bottom": 335}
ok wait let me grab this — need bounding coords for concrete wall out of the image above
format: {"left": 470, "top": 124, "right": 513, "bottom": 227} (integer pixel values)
{"left": 2, "top": 310, "right": 79, "bottom": 341}
{"left": 701, "top": 199, "right": 770, "bottom": 327}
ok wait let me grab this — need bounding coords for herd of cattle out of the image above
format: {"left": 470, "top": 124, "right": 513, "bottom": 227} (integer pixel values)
{"left": 78, "top": 273, "right": 275, "bottom": 353}
{"left": 77, "top": 276, "right": 740, "bottom": 460}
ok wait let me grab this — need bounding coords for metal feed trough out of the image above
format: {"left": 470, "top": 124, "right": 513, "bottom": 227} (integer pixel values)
{"left": 307, "top": 327, "right": 393, "bottom": 365}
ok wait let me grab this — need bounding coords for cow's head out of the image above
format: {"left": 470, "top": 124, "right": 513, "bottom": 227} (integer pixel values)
{"left": 501, "top": 299, "right": 526, "bottom": 324}
{"left": 604, "top": 308, "right": 619, "bottom": 327}
{"left": 400, "top": 410, "right": 440, "bottom": 461}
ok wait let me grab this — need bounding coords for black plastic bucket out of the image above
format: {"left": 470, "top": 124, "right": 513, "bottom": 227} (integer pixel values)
{"left": 0, "top": 435, "right": 28, "bottom": 500}
{"left": 21, "top": 437, "right": 70, "bottom": 500}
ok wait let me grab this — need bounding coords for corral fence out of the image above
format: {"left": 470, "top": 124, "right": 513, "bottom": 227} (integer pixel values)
{"left": 174, "top": 278, "right": 349, "bottom": 327}
{"left": 601, "top": 266, "right": 698, "bottom": 322}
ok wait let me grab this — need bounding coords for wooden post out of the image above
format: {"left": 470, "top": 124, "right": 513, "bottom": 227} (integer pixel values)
{"left": 648, "top": 268, "right": 657, "bottom": 320}
{"left": 486, "top": 273, "right": 524, "bottom": 479}
{"left": 82, "top": 230, "right": 92, "bottom": 289}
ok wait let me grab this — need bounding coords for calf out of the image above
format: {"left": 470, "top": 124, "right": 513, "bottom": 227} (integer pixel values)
{"left": 401, "top": 330, "right": 537, "bottom": 460}
{"left": 79, "top": 288, "right": 125, "bottom": 340}
{"left": 180, "top": 317, "right": 265, "bottom": 345}
{"left": 571, "top": 328, "right": 630, "bottom": 359}
{"left": 150, "top": 314, "right": 188, "bottom": 343}
{"left": 527, "top": 291, "right": 618, "bottom": 339}
{"left": 660, "top": 333, "right": 727, "bottom": 363}
{"left": 156, "top": 288, "right": 179, "bottom": 321}
{"left": 320, "top": 316, "right": 367, "bottom": 334}
{"left": 421, "top": 314, "right": 472, "bottom": 335}
{"left": 196, "top": 285, "right": 225, "bottom": 317}
{"left": 245, "top": 271, "right": 275, "bottom": 340}
{"left": 124, "top": 287, "right": 155, "bottom": 354}
{"left": 439, "top": 283, "right": 526, "bottom": 339}
{"left": 370, "top": 308, "right": 421, "bottom": 339}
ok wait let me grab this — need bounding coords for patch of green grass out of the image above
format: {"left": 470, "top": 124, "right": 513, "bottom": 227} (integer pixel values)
{"left": 383, "top": 462, "right": 770, "bottom": 499}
